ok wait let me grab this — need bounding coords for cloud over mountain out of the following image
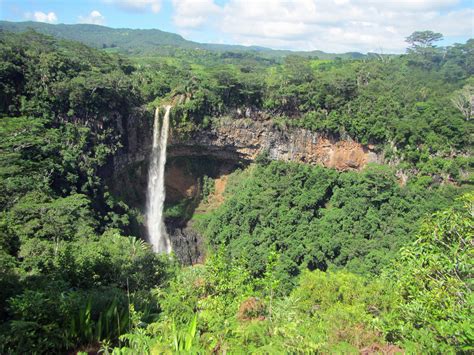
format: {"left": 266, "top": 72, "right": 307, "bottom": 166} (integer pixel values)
{"left": 78, "top": 10, "right": 106, "bottom": 25}
{"left": 171, "top": 0, "right": 473, "bottom": 53}
{"left": 25, "top": 11, "right": 58, "bottom": 24}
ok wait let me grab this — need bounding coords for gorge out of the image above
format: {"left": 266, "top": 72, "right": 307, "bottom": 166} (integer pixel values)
{"left": 1, "top": 27, "right": 471, "bottom": 354}
{"left": 111, "top": 107, "right": 384, "bottom": 262}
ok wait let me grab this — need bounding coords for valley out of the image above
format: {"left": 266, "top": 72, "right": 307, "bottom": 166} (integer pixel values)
{"left": 0, "top": 23, "right": 472, "bottom": 354}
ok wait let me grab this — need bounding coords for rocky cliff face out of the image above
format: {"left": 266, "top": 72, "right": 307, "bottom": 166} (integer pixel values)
{"left": 113, "top": 109, "right": 382, "bottom": 177}
{"left": 112, "top": 108, "right": 154, "bottom": 175}
{"left": 169, "top": 116, "right": 382, "bottom": 171}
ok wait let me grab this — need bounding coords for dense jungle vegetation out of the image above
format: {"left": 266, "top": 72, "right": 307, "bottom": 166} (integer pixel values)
{"left": 0, "top": 28, "right": 472, "bottom": 353}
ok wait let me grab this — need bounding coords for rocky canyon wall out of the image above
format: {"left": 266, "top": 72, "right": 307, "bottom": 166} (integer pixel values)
{"left": 113, "top": 108, "right": 382, "bottom": 175}
{"left": 168, "top": 116, "right": 382, "bottom": 171}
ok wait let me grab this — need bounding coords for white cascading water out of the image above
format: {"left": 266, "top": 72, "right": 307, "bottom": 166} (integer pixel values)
{"left": 146, "top": 105, "right": 172, "bottom": 253}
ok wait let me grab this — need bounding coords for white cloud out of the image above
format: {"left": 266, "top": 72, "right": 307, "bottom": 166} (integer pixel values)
{"left": 362, "top": 0, "right": 459, "bottom": 11}
{"left": 104, "top": 0, "right": 162, "bottom": 13}
{"left": 172, "top": 0, "right": 221, "bottom": 28}
{"left": 78, "top": 10, "right": 106, "bottom": 25}
{"left": 171, "top": 0, "right": 472, "bottom": 53}
{"left": 25, "top": 11, "right": 58, "bottom": 23}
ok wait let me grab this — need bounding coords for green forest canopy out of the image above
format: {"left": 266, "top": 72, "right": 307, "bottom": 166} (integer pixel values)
{"left": 0, "top": 28, "right": 472, "bottom": 353}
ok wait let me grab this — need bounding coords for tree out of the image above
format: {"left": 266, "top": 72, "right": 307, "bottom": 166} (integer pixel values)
{"left": 390, "top": 193, "right": 474, "bottom": 352}
{"left": 452, "top": 85, "right": 474, "bottom": 121}
{"left": 406, "top": 31, "right": 444, "bottom": 52}
{"left": 406, "top": 31, "right": 444, "bottom": 68}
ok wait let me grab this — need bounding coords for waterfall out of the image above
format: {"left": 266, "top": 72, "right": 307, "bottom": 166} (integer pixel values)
{"left": 146, "top": 105, "right": 172, "bottom": 253}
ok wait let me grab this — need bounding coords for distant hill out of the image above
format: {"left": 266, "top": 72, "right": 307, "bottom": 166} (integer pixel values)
{"left": 0, "top": 20, "right": 367, "bottom": 59}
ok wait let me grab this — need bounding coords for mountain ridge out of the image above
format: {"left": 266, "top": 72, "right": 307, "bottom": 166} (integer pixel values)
{"left": 0, "top": 20, "right": 367, "bottom": 59}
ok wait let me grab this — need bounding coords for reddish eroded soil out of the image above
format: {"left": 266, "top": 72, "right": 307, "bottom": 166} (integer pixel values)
{"left": 164, "top": 162, "right": 198, "bottom": 202}
{"left": 360, "top": 343, "right": 405, "bottom": 354}
{"left": 237, "top": 297, "right": 267, "bottom": 322}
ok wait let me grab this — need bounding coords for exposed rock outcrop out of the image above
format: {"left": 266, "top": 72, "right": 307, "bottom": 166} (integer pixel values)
{"left": 169, "top": 225, "right": 203, "bottom": 265}
{"left": 112, "top": 109, "right": 382, "bottom": 175}
{"left": 112, "top": 108, "right": 154, "bottom": 174}
{"left": 168, "top": 116, "right": 382, "bottom": 171}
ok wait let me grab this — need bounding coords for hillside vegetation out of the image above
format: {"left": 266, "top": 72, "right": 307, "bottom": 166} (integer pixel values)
{"left": 0, "top": 29, "right": 472, "bottom": 353}
{"left": 0, "top": 21, "right": 366, "bottom": 59}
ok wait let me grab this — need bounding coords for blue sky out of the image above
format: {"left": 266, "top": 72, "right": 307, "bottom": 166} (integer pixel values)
{"left": 1, "top": 0, "right": 473, "bottom": 53}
